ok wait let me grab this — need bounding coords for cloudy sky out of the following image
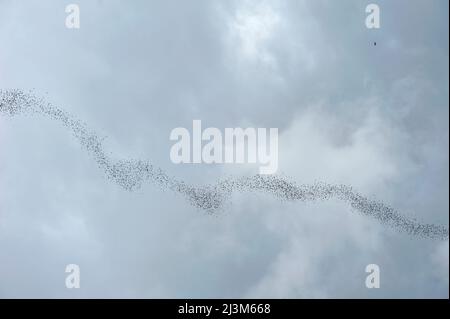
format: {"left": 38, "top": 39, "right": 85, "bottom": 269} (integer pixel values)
{"left": 0, "top": 0, "right": 448, "bottom": 298}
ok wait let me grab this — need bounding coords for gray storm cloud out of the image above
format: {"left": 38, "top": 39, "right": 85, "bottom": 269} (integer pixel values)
{"left": 0, "top": 0, "right": 448, "bottom": 298}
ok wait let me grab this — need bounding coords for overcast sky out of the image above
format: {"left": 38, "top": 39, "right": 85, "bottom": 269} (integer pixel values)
{"left": 0, "top": 0, "right": 448, "bottom": 298}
